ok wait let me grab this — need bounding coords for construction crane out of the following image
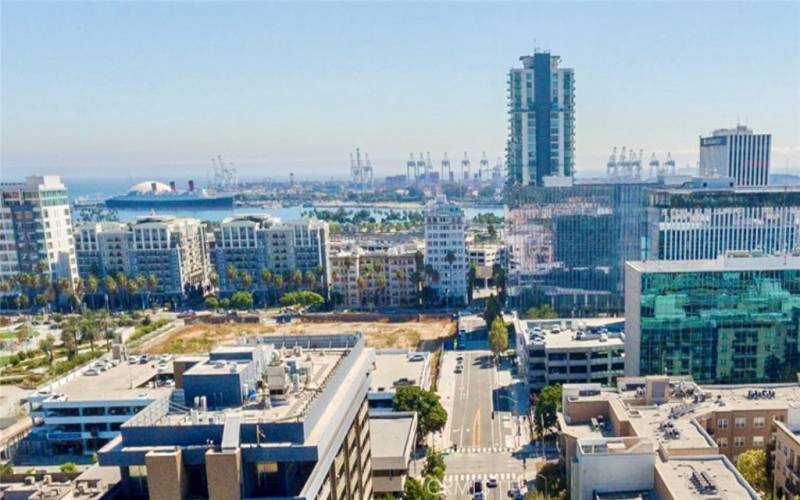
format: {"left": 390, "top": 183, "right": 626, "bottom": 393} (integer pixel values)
{"left": 441, "top": 153, "right": 452, "bottom": 183}
{"left": 461, "top": 152, "right": 471, "bottom": 183}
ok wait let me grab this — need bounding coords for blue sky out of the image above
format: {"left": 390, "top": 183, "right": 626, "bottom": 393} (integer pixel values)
{"left": 2, "top": 1, "right": 799, "bottom": 180}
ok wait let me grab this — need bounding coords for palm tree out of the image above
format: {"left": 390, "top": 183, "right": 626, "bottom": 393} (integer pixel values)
{"left": 304, "top": 270, "right": 316, "bottom": 290}
{"left": 273, "top": 274, "right": 284, "bottom": 303}
{"left": 80, "top": 315, "right": 100, "bottom": 351}
{"left": 394, "top": 268, "right": 407, "bottom": 306}
{"left": 240, "top": 271, "right": 253, "bottom": 290}
{"left": 87, "top": 274, "right": 99, "bottom": 309}
{"left": 103, "top": 275, "right": 117, "bottom": 310}
{"left": 126, "top": 279, "right": 139, "bottom": 310}
{"left": 356, "top": 275, "right": 367, "bottom": 308}
{"left": 291, "top": 270, "right": 303, "bottom": 290}
{"left": 146, "top": 274, "right": 159, "bottom": 308}
{"left": 225, "top": 265, "right": 238, "bottom": 292}
{"left": 115, "top": 273, "right": 128, "bottom": 307}
{"left": 260, "top": 268, "right": 272, "bottom": 305}
{"left": 375, "top": 273, "right": 387, "bottom": 307}
{"left": 96, "top": 310, "right": 113, "bottom": 350}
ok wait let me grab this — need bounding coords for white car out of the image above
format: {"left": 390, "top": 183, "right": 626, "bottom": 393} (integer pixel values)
{"left": 487, "top": 475, "right": 498, "bottom": 488}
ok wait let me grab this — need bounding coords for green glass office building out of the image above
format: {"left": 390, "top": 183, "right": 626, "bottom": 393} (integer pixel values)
{"left": 625, "top": 256, "right": 800, "bottom": 384}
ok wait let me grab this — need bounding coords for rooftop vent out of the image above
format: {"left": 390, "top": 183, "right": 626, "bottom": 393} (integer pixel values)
{"left": 690, "top": 470, "right": 718, "bottom": 494}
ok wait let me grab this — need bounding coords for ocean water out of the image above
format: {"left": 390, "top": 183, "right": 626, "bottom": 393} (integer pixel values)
{"left": 66, "top": 177, "right": 504, "bottom": 223}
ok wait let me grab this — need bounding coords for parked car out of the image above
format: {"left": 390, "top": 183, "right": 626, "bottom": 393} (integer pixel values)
{"left": 487, "top": 475, "right": 498, "bottom": 488}
{"left": 408, "top": 352, "right": 425, "bottom": 362}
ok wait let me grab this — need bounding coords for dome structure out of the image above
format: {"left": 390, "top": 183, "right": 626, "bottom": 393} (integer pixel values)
{"left": 128, "top": 181, "right": 172, "bottom": 195}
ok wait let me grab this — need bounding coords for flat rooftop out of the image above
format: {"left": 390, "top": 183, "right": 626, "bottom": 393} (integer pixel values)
{"left": 34, "top": 360, "right": 171, "bottom": 402}
{"left": 155, "top": 349, "right": 347, "bottom": 426}
{"left": 184, "top": 359, "right": 251, "bottom": 376}
{"left": 526, "top": 329, "right": 624, "bottom": 349}
{"left": 563, "top": 379, "right": 800, "bottom": 453}
{"left": 655, "top": 456, "right": 758, "bottom": 499}
{"left": 626, "top": 254, "right": 800, "bottom": 273}
{"left": 369, "top": 413, "right": 415, "bottom": 460}
{"left": 370, "top": 350, "right": 430, "bottom": 393}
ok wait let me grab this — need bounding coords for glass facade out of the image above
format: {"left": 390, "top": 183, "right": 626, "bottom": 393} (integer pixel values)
{"left": 636, "top": 267, "right": 800, "bottom": 383}
{"left": 505, "top": 180, "right": 653, "bottom": 315}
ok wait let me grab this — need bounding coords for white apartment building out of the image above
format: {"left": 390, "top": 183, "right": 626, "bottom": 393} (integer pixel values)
{"left": 0, "top": 175, "right": 77, "bottom": 283}
{"left": 517, "top": 318, "right": 625, "bottom": 392}
{"left": 263, "top": 219, "right": 330, "bottom": 285}
{"left": 74, "top": 221, "right": 132, "bottom": 279}
{"left": 330, "top": 242, "right": 420, "bottom": 309}
{"left": 699, "top": 125, "right": 771, "bottom": 187}
{"left": 128, "top": 216, "right": 209, "bottom": 298}
{"left": 424, "top": 196, "right": 468, "bottom": 306}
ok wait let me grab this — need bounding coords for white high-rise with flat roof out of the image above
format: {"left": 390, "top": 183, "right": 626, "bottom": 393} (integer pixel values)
{"left": 424, "top": 195, "right": 468, "bottom": 305}
{"left": 699, "top": 125, "right": 771, "bottom": 186}
{"left": 0, "top": 176, "right": 77, "bottom": 283}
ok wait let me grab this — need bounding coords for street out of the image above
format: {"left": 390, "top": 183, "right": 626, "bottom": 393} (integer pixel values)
{"left": 438, "top": 346, "right": 535, "bottom": 499}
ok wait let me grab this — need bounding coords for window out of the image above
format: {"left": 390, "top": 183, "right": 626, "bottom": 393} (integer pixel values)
{"left": 753, "top": 417, "right": 766, "bottom": 428}
{"left": 734, "top": 436, "right": 745, "bottom": 447}
{"left": 717, "top": 437, "right": 728, "bottom": 447}
{"left": 752, "top": 436, "right": 764, "bottom": 446}
{"left": 735, "top": 417, "right": 746, "bottom": 428}
{"left": 717, "top": 418, "right": 728, "bottom": 429}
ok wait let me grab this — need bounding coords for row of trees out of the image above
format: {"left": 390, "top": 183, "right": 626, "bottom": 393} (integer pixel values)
{"left": 0, "top": 265, "right": 161, "bottom": 313}
{"left": 216, "top": 265, "right": 324, "bottom": 306}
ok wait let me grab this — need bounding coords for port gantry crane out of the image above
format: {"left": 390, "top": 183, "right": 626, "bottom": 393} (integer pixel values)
{"left": 441, "top": 153, "right": 453, "bottom": 183}
{"left": 461, "top": 152, "right": 471, "bottom": 183}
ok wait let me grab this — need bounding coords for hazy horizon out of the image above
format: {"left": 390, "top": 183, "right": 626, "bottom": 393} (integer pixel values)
{"left": 2, "top": 2, "right": 799, "bottom": 180}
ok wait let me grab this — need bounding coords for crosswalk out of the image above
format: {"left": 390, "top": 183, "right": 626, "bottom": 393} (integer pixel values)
{"left": 452, "top": 446, "right": 517, "bottom": 454}
{"left": 443, "top": 472, "right": 523, "bottom": 482}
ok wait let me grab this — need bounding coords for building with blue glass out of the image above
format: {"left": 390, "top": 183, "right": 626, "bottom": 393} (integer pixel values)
{"left": 625, "top": 254, "right": 800, "bottom": 384}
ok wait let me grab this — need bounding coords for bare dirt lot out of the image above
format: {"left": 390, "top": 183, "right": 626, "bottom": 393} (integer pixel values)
{"left": 145, "top": 317, "right": 455, "bottom": 354}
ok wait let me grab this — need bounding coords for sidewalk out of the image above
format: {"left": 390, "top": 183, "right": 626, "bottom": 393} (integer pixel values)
{"left": 436, "top": 351, "right": 458, "bottom": 450}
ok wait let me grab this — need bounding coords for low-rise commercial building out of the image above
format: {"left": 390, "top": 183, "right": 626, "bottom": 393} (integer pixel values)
{"left": 98, "top": 334, "right": 373, "bottom": 499}
{"left": 517, "top": 318, "right": 624, "bottom": 392}
{"left": 368, "top": 411, "right": 417, "bottom": 495}
{"left": 368, "top": 349, "right": 431, "bottom": 411}
{"left": 625, "top": 253, "right": 800, "bottom": 383}
{"left": 27, "top": 359, "right": 171, "bottom": 457}
{"left": 558, "top": 376, "right": 800, "bottom": 499}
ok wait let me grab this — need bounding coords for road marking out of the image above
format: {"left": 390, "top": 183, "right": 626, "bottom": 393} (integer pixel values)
{"left": 472, "top": 405, "right": 480, "bottom": 446}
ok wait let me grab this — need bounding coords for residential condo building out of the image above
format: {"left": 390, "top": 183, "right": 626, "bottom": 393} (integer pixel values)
{"left": 507, "top": 51, "right": 575, "bottom": 186}
{"left": 330, "top": 242, "right": 420, "bottom": 309}
{"left": 214, "top": 215, "right": 330, "bottom": 296}
{"left": 0, "top": 175, "right": 77, "bottom": 284}
{"left": 424, "top": 196, "right": 468, "bottom": 305}
{"left": 699, "top": 125, "right": 771, "bottom": 187}
{"left": 625, "top": 253, "right": 800, "bottom": 383}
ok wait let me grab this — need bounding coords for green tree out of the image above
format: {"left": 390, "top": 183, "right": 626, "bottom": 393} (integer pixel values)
{"left": 483, "top": 293, "right": 502, "bottom": 327}
{"left": 393, "top": 386, "right": 448, "bottom": 442}
{"left": 526, "top": 303, "right": 558, "bottom": 319}
{"left": 422, "top": 448, "right": 445, "bottom": 481}
{"left": 204, "top": 295, "right": 220, "bottom": 310}
{"left": 279, "top": 291, "right": 325, "bottom": 309}
{"left": 0, "top": 462, "right": 14, "bottom": 475}
{"left": 38, "top": 334, "right": 56, "bottom": 364}
{"left": 534, "top": 384, "right": 563, "bottom": 437}
{"left": 240, "top": 271, "right": 253, "bottom": 290}
{"left": 736, "top": 449, "right": 769, "bottom": 493}
{"left": 59, "top": 462, "right": 77, "bottom": 473}
{"left": 229, "top": 291, "right": 253, "bottom": 310}
{"left": 489, "top": 317, "right": 509, "bottom": 358}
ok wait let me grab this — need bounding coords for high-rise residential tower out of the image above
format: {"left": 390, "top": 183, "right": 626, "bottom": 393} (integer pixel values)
{"left": 0, "top": 175, "right": 77, "bottom": 284}
{"left": 424, "top": 195, "right": 468, "bottom": 306}
{"left": 699, "top": 125, "right": 771, "bottom": 186}
{"left": 507, "top": 51, "right": 575, "bottom": 186}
